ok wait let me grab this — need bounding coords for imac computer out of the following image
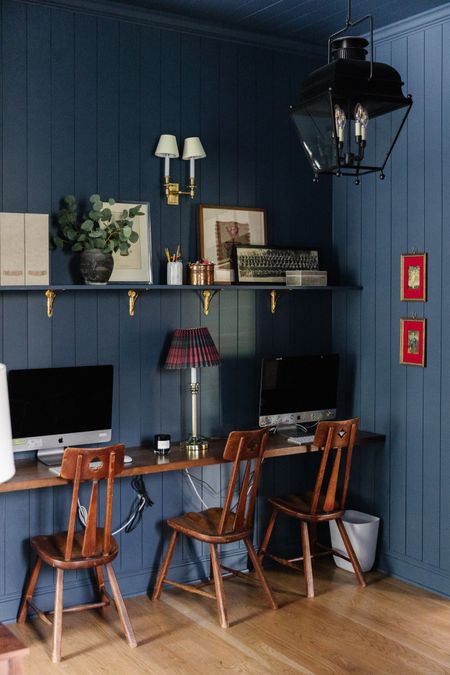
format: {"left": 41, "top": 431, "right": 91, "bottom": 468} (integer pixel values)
{"left": 8, "top": 365, "right": 113, "bottom": 465}
{"left": 258, "top": 354, "right": 339, "bottom": 433}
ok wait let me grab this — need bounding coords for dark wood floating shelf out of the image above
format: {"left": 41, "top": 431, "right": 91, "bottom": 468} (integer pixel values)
{"left": 0, "top": 284, "right": 362, "bottom": 291}
{"left": 0, "top": 283, "right": 362, "bottom": 317}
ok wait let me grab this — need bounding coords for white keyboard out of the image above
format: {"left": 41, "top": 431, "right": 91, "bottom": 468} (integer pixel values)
{"left": 287, "top": 434, "right": 315, "bottom": 445}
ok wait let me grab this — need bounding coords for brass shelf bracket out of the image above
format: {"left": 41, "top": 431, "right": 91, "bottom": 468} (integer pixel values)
{"left": 128, "top": 289, "right": 140, "bottom": 317}
{"left": 270, "top": 290, "right": 279, "bottom": 314}
{"left": 200, "top": 289, "right": 220, "bottom": 316}
{"left": 45, "top": 289, "right": 57, "bottom": 318}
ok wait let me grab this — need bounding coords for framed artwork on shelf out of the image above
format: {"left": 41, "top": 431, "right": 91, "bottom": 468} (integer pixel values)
{"left": 234, "top": 245, "right": 320, "bottom": 284}
{"left": 400, "top": 253, "right": 426, "bottom": 301}
{"left": 400, "top": 317, "right": 426, "bottom": 367}
{"left": 198, "top": 204, "right": 267, "bottom": 284}
{"left": 103, "top": 201, "right": 152, "bottom": 283}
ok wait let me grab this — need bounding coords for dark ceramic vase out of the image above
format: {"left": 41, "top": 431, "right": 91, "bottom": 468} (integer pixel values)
{"left": 79, "top": 249, "right": 114, "bottom": 285}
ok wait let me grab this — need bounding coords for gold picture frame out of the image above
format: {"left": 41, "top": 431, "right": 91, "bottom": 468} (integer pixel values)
{"left": 198, "top": 204, "right": 267, "bottom": 284}
{"left": 400, "top": 253, "right": 426, "bottom": 302}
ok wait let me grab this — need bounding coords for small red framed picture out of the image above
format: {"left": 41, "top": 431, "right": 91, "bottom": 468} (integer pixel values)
{"left": 400, "top": 318, "right": 426, "bottom": 367}
{"left": 400, "top": 253, "right": 427, "bottom": 301}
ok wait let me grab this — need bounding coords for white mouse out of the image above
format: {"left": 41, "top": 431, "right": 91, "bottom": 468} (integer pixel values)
{"left": 124, "top": 455, "right": 132, "bottom": 463}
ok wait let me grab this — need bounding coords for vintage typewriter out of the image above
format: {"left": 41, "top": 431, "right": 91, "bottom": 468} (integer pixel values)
{"left": 234, "top": 245, "right": 319, "bottom": 284}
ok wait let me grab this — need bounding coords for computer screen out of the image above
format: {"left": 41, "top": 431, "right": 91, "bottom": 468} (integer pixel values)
{"left": 8, "top": 365, "right": 113, "bottom": 457}
{"left": 259, "top": 354, "right": 339, "bottom": 428}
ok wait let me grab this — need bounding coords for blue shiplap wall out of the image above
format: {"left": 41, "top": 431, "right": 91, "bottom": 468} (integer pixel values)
{"left": 0, "top": 0, "right": 332, "bottom": 619}
{"left": 333, "top": 6, "right": 450, "bottom": 597}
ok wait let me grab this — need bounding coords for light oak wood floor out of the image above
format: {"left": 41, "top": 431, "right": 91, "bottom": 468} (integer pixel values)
{"left": 9, "top": 562, "right": 450, "bottom": 674}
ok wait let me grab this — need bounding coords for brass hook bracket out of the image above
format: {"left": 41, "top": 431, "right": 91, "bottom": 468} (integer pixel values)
{"left": 200, "top": 289, "right": 219, "bottom": 316}
{"left": 128, "top": 289, "right": 140, "bottom": 317}
{"left": 270, "top": 290, "right": 279, "bottom": 314}
{"left": 45, "top": 289, "right": 56, "bottom": 318}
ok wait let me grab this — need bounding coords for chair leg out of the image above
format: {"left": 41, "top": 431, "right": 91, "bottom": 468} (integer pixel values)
{"left": 336, "top": 518, "right": 366, "bottom": 588}
{"left": 244, "top": 537, "right": 278, "bottom": 610}
{"left": 210, "top": 544, "right": 228, "bottom": 628}
{"left": 94, "top": 565, "right": 109, "bottom": 605}
{"left": 17, "top": 557, "right": 42, "bottom": 624}
{"left": 152, "top": 529, "right": 179, "bottom": 601}
{"left": 258, "top": 509, "right": 279, "bottom": 562}
{"left": 105, "top": 563, "right": 137, "bottom": 647}
{"left": 51, "top": 569, "right": 64, "bottom": 663}
{"left": 301, "top": 522, "right": 314, "bottom": 598}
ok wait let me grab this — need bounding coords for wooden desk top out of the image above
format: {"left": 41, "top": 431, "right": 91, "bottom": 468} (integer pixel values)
{"left": 0, "top": 431, "right": 385, "bottom": 494}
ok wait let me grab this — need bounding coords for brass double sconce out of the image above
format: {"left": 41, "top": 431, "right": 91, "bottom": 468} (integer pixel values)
{"left": 155, "top": 135, "right": 206, "bottom": 205}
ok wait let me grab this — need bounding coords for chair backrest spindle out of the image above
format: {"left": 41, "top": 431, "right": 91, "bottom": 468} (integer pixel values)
{"left": 219, "top": 429, "right": 268, "bottom": 535}
{"left": 310, "top": 419, "right": 359, "bottom": 515}
{"left": 60, "top": 444, "right": 125, "bottom": 561}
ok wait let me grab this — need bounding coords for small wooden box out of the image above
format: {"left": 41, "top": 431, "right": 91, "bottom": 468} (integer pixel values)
{"left": 285, "top": 270, "right": 327, "bottom": 286}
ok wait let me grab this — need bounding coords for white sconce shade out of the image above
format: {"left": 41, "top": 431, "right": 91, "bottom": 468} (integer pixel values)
{"left": 0, "top": 364, "right": 15, "bottom": 483}
{"left": 182, "top": 137, "right": 206, "bottom": 160}
{"left": 155, "top": 134, "right": 179, "bottom": 158}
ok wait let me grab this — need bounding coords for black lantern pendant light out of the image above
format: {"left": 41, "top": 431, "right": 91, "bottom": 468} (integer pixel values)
{"left": 290, "top": 0, "right": 412, "bottom": 184}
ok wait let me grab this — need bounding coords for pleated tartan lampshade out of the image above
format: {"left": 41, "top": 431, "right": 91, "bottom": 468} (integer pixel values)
{"left": 164, "top": 327, "right": 220, "bottom": 369}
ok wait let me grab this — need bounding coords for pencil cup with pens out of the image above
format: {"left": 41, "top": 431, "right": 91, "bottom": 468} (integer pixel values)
{"left": 165, "top": 246, "right": 183, "bottom": 285}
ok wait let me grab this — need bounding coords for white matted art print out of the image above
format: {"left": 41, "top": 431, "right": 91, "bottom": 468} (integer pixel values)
{"left": 198, "top": 205, "right": 267, "bottom": 283}
{"left": 103, "top": 201, "right": 152, "bottom": 283}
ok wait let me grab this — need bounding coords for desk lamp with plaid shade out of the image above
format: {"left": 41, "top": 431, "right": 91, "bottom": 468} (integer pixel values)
{"left": 164, "top": 327, "right": 220, "bottom": 453}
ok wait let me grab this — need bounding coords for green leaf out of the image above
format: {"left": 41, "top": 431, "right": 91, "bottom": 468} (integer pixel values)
{"left": 95, "top": 239, "right": 106, "bottom": 249}
{"left": 64, "top": 195, "right": 76, "bottom": 206}
{"left": 100, "top": 208, "right": 112, "bottom": 221}
{"left": 129, "top": 231, "right": 139, "bottom": 243}
{"left": 89, "top": 209, "right": 102, "bottom": 222}
{"left": 90, "top": 230, "right": 105, "bottom": 238}
{"left": 81, "top": 219, "right": 94, "bottom": 232}
{"left": 89, "top": 194, "right": 101, "bottom": 204}
{"left": 63, "top": 226, "right": 78, "bottom": 239}
{"left": 72, "top": 243, "right": 83, "bottom": 251}
{"left": 119, "top": 242, "right": 129, "bottom": 254}
{"left": 53, "top": 236, "right": 65, "bottom": 249}
{"left": 129, "top": 205, "right": 143, "bottom": 218}
{"left": 122, "top": 225, "right": 132, "bottom": 239}
{"left": 108, "top": 198, "right": 115, "bottom": 205}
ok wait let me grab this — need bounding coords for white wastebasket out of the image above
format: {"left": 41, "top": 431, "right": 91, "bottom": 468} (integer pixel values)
{"left": 329, "top": 510, "right": 380, "bottom": 573}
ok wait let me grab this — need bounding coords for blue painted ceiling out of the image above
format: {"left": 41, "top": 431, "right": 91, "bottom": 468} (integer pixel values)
{"left": 108, "top": 0, "right": 447, "bottom": 43}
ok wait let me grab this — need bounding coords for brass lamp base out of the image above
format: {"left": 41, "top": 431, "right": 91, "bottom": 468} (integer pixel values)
{"left": 183, "top": 435, "right": 209, "bottom": 458}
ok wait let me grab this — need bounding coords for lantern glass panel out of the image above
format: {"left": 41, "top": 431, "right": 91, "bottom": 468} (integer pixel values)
{"left": 291, "top": 93, "right": 337, "bottom": 173}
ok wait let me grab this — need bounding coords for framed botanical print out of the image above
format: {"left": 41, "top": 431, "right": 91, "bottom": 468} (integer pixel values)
{"left": 198, "top": 205, "right": 267, "bottom": 284}
{"left": 400, "top": 253, "right": 426, "bottom": 301}
{"left": 103, "top": 201, "right": 152, "bottom": 283}
{"left": 400, "top": 317, "right": 426, "bottom": 367}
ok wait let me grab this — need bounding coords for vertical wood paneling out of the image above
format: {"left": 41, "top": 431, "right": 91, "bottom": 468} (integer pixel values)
{"left": 27, "top": 4, "right": 51, "bottom": 213}
{"left": 50, "top": 7, "right": 75, "bottom": 284}
{"left": 97, "top": 17, "right": 120, "bottom": 198}
{"left": 74, "top": 14, "right": 97, "bottom": 196}
{"left": 2, "top": 1, "right": 27, "bottom": 211}
{"left": 440, "top": 19, "right": 450, "bottom": 574}
{"left": 389, "top": 37, "right": 408, "bottom": 557}
{"left": 334, "top": 9, "right": 450, "bottom": 596}
{"left": 0, "top": 0, "right": 332, "bottom": 619}
{"left": 404, "top": 30, "right": 425, "bottom": 563}
{"left": 422, "top": 24, "right": 442, "bottom": 568}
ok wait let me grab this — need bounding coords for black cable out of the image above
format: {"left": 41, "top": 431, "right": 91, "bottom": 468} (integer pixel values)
{"left": 124, "top": 475, "right": 154, "bottom": 534}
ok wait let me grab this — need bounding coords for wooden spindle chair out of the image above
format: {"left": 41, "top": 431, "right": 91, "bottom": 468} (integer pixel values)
{"left": 152, "top": 428, "right": 278, "bottom": 628}
{"left": 17, "top": 444, "right": 137, "bottom": 662}
{"left": 258, "top": 418, "right": 366, "bottom": 597}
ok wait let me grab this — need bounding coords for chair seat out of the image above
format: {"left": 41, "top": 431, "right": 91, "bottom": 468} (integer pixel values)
{"left": 31, "top": 530, "right": 119, "bottom": 569}
{"left": 167, "top": 508, "right": 251, "bottom": 544}
{"left": 268, "top": 491, "right": 344, "bottom": 522}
